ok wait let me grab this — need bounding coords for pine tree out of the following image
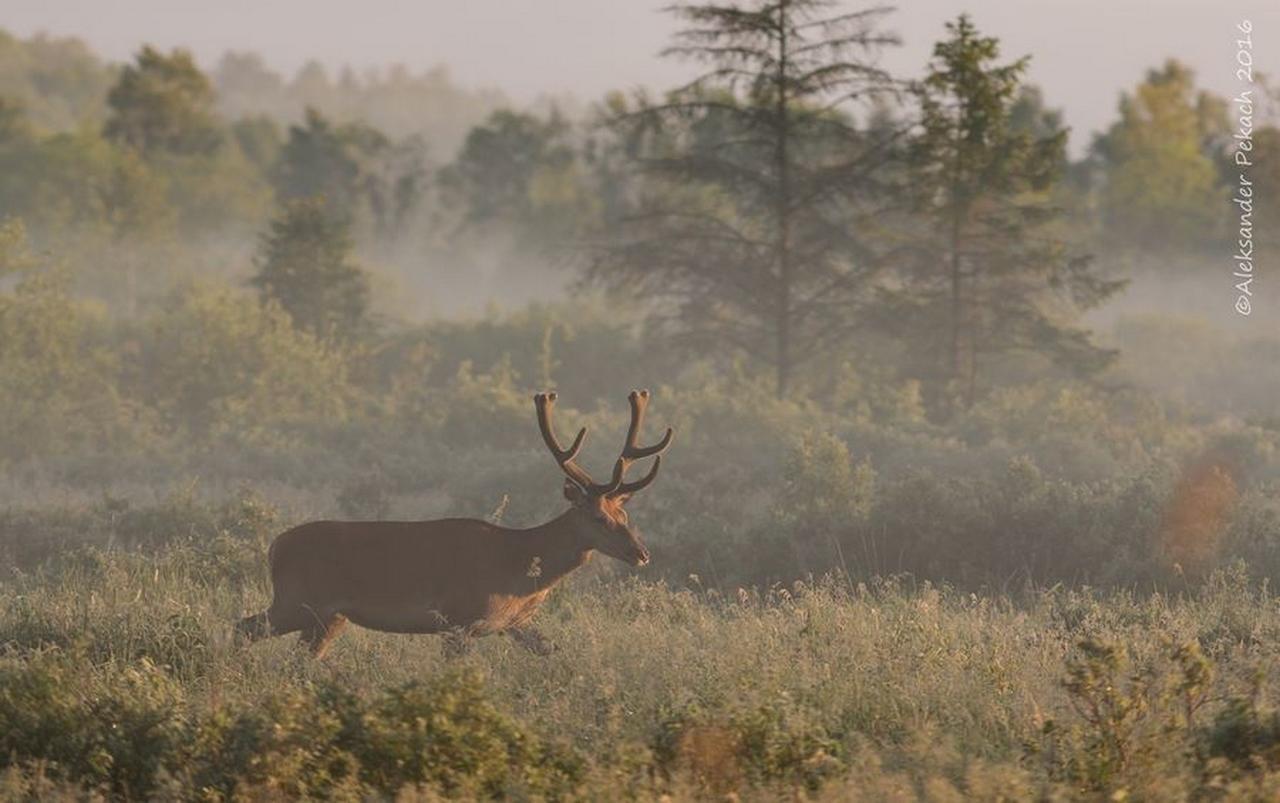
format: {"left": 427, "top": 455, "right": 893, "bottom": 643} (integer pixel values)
{"left": 905, "top": 15, "right": 1123, "bottom": 406}
{"left": 590, "top": 0, "right": 901, "bottom": 398}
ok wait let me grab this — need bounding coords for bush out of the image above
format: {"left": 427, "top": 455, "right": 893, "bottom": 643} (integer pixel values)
{"left": 354, "top": 671, "right": 581, "bottom": 797}
{"left": 128, "top": 280, "right": 354, "bottom": 441}
{"left": 190, "top": 684, "right": 363, "bottom": 800}
{"left": 0, "top": 658, "right": 579, "bottom": 799}
{"left": 0, "top": 486, "right": 278, "bottom": 572}
{"left": 0, "top": 650, "right": 187, "bottom": 799}
{"left": 0, "top": 220, "right": 133, "bottom": 463}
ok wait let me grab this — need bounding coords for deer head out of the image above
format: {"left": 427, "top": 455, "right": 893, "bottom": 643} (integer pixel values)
{"left": 534, "top": 389, "right": 674, "bottom": 566}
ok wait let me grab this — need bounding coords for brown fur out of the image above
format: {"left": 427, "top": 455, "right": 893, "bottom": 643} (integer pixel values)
{"left": 238, "top": 508, "right": 616, "bottom": 657}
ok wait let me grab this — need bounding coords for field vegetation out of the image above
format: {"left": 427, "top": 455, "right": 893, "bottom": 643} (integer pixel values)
{"left": 1, "top": 1, "right": 1279, "bottom": 799}
{"left": 5, "top": 500, "right": 1280, "bottom": 799}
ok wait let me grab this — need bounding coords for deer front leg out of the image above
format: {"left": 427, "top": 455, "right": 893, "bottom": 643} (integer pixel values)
{"left": 301, "top": 613, "right": 348, "bottom": 659}
{"left": 507, "top": 626, "right": 556, "bottom": 656}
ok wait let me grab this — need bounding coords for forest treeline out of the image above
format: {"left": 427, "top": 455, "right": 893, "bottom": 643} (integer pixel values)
{"left": 1, "top": 3, "right": 1279, "bottom": 590}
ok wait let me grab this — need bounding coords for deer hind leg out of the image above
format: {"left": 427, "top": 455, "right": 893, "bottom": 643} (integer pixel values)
{"left": 301, "top": 613, "right": 349, "bottom": 659}
{"left": 235, "top": 611, "right": 272, "bottom": 644}
{"left": 507, "top": 626, "right": 556, "bottom": 656}
{"left": 442, "top": 628, "right": 474, "bottom": 659}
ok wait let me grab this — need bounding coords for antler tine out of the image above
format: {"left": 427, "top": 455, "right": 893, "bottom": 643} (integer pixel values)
{"left": 534, "top": 392, "right": 595, "bottom": 489}
{"left": 535, "top": 392, "right": 586, "bottom": 461}
{"left": 616, "top": 455, "right": 662, "bottom": 496}
{"left": 589, "top": 458, "right": 626, "bottom": 497}
{"left": 621, "top": 389, "right": 674, "bottom": 461}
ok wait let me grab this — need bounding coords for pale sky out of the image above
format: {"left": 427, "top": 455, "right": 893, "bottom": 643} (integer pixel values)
{"left": 3, "top": 0, "right": 1277, "bottom": 154}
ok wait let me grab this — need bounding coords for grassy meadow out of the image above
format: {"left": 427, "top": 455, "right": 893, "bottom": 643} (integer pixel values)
{"left": 2, "top": 495, "right": 1280, "bottom": 800}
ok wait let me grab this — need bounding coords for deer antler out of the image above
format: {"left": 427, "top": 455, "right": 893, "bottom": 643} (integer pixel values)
{"left": 615, "top": 456, "right": 663, "bottom": 496}
{"left": 620, "top": 389, "right": 674, "bottom": 460}
{"left": 534, "top": 392, "right": 623, "bottom": 495}
{"left": 614, "top": 389, "right": 673, "bottom": 496}
{"left": 534, "top": 390, "right": 673, "bottom": 498}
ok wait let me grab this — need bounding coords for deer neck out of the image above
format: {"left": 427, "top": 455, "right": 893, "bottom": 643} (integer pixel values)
{"left": 520, "top": 510, "right": 593, "bottom": 589}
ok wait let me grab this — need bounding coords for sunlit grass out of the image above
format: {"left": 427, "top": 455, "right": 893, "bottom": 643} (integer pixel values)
{"left": 4, "top": 533, "right": 1280, "bottom": 799}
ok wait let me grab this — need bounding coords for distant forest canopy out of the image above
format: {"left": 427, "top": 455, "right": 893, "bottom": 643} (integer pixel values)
{"left": 0, "top": 5, "right": 1277, "bottom": 401}
{"left": 0, "top": 27, "right": 508, "bottom": 154}
{"left": 0, "top": 17, "right": 1275, "bottom": 322}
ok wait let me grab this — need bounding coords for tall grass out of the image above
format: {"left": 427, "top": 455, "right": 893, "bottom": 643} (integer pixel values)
{"left": 3, "top": 519, "right": 1280, "bottom": 799}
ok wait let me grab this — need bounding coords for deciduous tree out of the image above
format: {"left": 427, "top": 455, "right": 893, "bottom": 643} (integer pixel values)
{"left": 251, "top": 198, "right": 370, "bottom": 342}
{"left": 274, "top": 108, "right": 424, "bottom": 236}
{"left": 104, "top": 46, "right": 221, "bottom": 158}
{"left": 1092, "top": 61, "right": 1228, "bottom": 253}
{"left": 438, "top": 108, "right": 590, "bottom": 247}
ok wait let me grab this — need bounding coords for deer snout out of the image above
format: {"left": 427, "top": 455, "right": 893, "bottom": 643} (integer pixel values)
{"left": 632, "top": 543, "right": 651, "bottom": 566}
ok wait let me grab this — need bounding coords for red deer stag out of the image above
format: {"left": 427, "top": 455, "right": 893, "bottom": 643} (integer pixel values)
{"left": 237, "top": 390, "right": 673, "bottom": 657}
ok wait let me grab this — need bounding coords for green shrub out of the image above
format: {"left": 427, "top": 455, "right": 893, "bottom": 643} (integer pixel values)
{"left": 355, "top": 671, "right": 581, "bottom": 798}
{"left": 190, "top": 684, "right": 363, "bottom": 800}
{"left": 0, "top": 650, "right": 187, "bottom": 799}
{"left": 0, "top": 486, "right": 277, "bottom": 573}
{"left": 654, "top": 697, "right": 845, "bottom": 796}
{"left": 1204, "top": 692, "right": 1280, "bottom": 772}
{"left": 0, "top": 220, "right": 133, "bottom": 464}
{"left": 129, "top": 280, "right": 355, "bottom": 441}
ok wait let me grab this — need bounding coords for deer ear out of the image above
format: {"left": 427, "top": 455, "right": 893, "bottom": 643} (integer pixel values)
{"left": 563, "top": 478, "right": 588, "bottom": 505}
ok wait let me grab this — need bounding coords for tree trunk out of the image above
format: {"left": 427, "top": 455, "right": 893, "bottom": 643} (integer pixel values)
{"left": 949, "top": 219, "right": 963, "bottom": 386}
{"left": 776, "top": 309, "right": 791, "bottom": 399}
{"left": 774, "top": 0, "right": 792, "bottom": 400}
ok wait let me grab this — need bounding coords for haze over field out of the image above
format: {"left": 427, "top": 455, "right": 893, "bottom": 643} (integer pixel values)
{"left": 6, "top": 0, "right": 1279, "bottom": 154}
{"left": 2, "top": 1, "right": 1280, "bottom": 798}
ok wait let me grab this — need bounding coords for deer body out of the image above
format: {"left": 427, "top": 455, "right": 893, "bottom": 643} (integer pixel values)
{"left": 238, "top": 390, "right": 671, "bottom": 658}
{"left": 255, "top": 516, "right": 591, "bottom": 640}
